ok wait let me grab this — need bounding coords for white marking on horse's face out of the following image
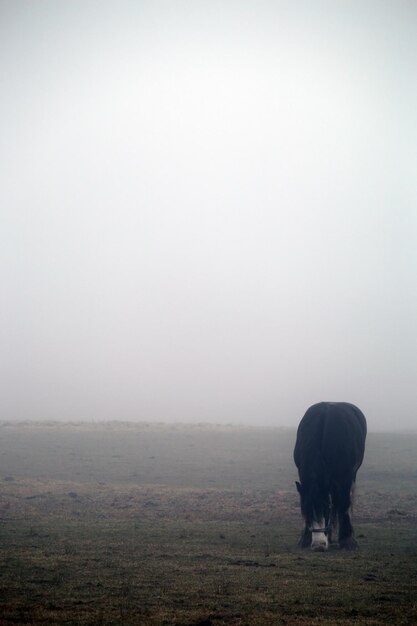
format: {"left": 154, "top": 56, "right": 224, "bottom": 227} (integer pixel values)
{"left": 311, "top": 519, "right": 328, "bottom": 551}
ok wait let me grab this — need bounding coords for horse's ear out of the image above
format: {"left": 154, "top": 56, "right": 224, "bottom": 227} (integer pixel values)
{"left": 295, "top": 481, "right": 303, "bottom": 494}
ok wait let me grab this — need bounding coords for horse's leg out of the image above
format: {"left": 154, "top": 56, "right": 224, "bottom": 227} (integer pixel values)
{"left": 337, "top": 480, "right": 358, "bottom": 550}
{"left": 328, "top": 487, "right": 338, "bottom": 545}
{"left": 298, "top": 526, "right": 312, "bottom": 549}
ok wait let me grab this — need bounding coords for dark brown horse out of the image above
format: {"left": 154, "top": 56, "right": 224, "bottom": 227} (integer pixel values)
{"left": 294, "top": 402, "right": 367, "bottom": 551}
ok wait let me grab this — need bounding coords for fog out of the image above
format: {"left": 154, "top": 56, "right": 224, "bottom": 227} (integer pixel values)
{"left": 1, "top": 1, "right": 416, "bottom": 430}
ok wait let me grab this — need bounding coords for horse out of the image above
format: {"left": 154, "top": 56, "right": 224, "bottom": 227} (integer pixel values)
{"left": 294, "top": 402, "right": 367, "bottom": 551}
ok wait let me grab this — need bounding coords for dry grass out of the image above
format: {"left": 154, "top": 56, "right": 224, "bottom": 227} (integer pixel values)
{"left": 0, "top": 422, "right": 417, "bottom": 625}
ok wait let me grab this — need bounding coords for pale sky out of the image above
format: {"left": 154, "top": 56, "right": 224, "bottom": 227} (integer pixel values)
{"left": 1, "top": 0, "right": 416, "bottom": 429}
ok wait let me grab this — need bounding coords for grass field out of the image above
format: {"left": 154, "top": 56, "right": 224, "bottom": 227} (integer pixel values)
{"left": 0, "top": 422, "right": 416, "bottom": 625}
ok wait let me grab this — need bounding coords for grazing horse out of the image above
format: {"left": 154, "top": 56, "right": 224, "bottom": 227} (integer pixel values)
{"left": 294, "top": 402, "right": 367, "bottom": 551}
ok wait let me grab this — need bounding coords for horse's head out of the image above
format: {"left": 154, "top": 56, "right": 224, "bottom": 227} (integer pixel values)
{"left": 296, "top": 480, "right": 331, "bottom": 551}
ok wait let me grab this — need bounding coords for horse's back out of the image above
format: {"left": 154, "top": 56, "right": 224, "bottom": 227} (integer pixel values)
{"left": 322, "top": 403, "right": 367, "bottom": 478}
{"left": 294, "top": 402, "right": 367, "bottom": 478}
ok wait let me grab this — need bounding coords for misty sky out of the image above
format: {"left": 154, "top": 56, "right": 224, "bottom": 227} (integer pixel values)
{"left": 1, "top": 1, "right": 416, "bottom": 429}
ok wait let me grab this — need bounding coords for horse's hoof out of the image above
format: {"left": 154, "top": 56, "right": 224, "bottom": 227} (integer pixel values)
{"left": 339, "top": 537, "right": 358, "bottom": 550}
